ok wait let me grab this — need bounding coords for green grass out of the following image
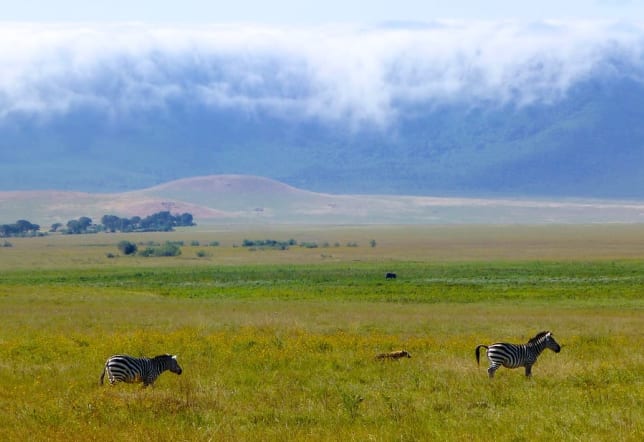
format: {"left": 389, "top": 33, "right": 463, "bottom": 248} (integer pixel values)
{"left": 0, "top": 226, "right": 643, "bottom": 440}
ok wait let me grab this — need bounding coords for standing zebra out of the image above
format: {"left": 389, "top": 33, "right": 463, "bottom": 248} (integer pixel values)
{"left": 475, "top": 331, "right": 561, "bottom": 378}
{"left": 100, "top": 354, "right": 182, "bottom": 387}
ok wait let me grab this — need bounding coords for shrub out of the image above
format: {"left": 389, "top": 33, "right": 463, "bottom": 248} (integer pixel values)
{"left": 117, "top": 240, "right": 138, "bottom": 255}
{"left": 138, "top": 242, "right": 182, "bottom": 257}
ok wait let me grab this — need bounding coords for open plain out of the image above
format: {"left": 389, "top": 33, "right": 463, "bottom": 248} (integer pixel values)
{"left": 0, "top": 224, "right": 642, "bottom": 440}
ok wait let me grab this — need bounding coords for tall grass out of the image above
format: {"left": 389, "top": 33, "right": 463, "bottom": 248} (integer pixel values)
{"left": 1, "top": 284, "right": 642, "bottom": 440}
{"left": 0, "top": 226, "right": 642, "bottom": 440}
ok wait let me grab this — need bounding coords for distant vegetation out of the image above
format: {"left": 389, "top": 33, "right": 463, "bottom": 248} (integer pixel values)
{"left": 101, "top": 211, "right": 195, "bottom": 233}
{"left": 238, "top": 238, "right": 360, "bottom": 250}
{"left": 116, "top": 240, "right": 183, "bottom": 258}
{"left": 137, "top": 241, "right": 182, "bottom": 257}
{"left": 0, "top": 219, "right": 42, "bottom": 237}
{"left": 241, "top": 239, "right": 297, "bottom": 250}
{"left": 0, "top": 211, "right": 195, "bottom": 237}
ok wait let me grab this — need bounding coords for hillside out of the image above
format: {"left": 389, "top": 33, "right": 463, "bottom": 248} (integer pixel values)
{"left": 1, "top": 175, "right": 644, "bottom": 227}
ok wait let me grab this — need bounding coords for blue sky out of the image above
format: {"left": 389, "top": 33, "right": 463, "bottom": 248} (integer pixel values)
{"left": 3, "top": 0, "right": 644, "bottom": 23}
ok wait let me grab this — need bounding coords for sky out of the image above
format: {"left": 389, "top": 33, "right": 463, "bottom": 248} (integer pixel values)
{"left": 2, "top": 0, "right": 644, "bottom": 24}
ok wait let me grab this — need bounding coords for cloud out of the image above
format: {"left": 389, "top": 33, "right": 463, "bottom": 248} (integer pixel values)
{"left": 0, "top": 21, "right": 643, "bottom": 126}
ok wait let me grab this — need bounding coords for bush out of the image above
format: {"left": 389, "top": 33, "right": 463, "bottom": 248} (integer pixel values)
{"left": 117, "top": 240, "right": 138, "bottom": 255}
{"left": 138, "top": 242, "right": 182, "bottom": 257}
{"left": 242, "top": 239, "right": 292, "bottom": 250}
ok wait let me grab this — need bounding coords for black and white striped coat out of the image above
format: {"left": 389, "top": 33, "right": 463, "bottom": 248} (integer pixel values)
{"left": 100, "top": 354, "right": 182, "bottom": 387}
{"left": 476, "top": 331, "right": 561, "bottom": 378}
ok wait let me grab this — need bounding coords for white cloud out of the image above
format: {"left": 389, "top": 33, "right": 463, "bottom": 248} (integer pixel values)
{"left": 0, "top": 21, "right": 643, "bottom": 125}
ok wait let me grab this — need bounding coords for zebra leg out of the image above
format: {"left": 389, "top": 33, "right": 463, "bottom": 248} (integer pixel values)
{"left": 525, "top": 365, "right": 533, "bottom": 377}
{"left": 487, "top": 364, "right": 500, "bottom": 378}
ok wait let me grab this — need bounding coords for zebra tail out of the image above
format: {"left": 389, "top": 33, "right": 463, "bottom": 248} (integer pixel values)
{"left": 475, "top": 345, "right": 488, "bottom": 366}
{"left": 100, "top": 366, "right": 106, "bottom": 385}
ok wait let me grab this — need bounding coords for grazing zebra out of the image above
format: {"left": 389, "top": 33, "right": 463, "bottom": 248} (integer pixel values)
{"left": 475, "top": 331, "right": 561, "bottom": 378}
{"left": 100, "top": 354, "right": 182, "bottom": 387}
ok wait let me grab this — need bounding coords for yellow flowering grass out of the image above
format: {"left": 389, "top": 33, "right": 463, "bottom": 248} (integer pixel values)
{"left": 0, "top": 284, "right": 641, "bottom": 441}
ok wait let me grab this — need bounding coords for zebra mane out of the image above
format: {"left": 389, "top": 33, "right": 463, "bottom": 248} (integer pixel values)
{"left": 528, "top": 331, "right": 550, "bottom": 344}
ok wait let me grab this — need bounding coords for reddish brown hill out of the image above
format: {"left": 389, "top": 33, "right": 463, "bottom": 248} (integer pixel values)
{"left": 2, "top": 175, "right": 644, "bottom": 227}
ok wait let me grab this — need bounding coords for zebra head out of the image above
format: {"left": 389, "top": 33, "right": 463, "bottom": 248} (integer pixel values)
{"left": 545, "top": 332, "right": 561, "bottom": 353}
{"left": 535, "top": 331, "right": 561, "bottom": 353}
{"left": 155, "top": 354, "right": 183, "bottom": 375}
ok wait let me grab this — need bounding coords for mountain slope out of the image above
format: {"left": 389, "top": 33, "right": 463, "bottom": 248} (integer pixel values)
{"left": 1, "top": 22, "right": 644, "bottom": 198}
{"left": 1, "top": 74, "right": 643, "bottom": 197}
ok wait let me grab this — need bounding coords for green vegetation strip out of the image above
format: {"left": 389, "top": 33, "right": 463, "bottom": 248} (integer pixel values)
{"left": 2, "top": 260, "right": 643, "bottom": 305}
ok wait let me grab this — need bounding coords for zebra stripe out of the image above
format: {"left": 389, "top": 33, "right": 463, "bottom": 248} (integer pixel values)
{"left": 100, "top": 354, "right": 182, "bottom": 387}
{"left": 475, "top": 331, "right": 561, "bottom": 378}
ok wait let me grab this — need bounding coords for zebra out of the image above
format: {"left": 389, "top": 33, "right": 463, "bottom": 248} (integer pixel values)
{"left": 100, "top": 354, "right": 182, "bottom": 387}
{"left": 475, "top": 331, "right": 561, "bottom": 378}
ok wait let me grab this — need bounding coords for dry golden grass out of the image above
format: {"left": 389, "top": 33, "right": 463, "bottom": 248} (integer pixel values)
{"left": 4, "top": 223, "right": 644, "bottom": 270}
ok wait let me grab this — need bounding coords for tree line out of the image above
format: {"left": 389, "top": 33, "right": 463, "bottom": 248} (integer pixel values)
{"left": 0, "top": 220, "right": 42, "bottom": 238}
{"left": 0, "top": 211, "right": 195, "bottom": 237}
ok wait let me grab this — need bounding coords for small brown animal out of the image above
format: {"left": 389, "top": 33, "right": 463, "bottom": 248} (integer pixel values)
{"left": 375, "top": 350, "right": 411, "bottom": 360}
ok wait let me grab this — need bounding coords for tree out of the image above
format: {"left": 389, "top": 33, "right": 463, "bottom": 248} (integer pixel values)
{"left": 1, "top": 219, "right": 40, "bottom": 237}
{"left": 101, "top": 215, "right": 121, "bottom": 233}
{"left": 117, "top": 240, "right": 138, "bottom": 255}
{"left": 78, "top": 217, "right": 92, "bottom": 230}
{"left": 179, "top": 213, "right": 194, "bottom": 226}
{"left": 66, "top": 220, "right": 82, "bottom": 234}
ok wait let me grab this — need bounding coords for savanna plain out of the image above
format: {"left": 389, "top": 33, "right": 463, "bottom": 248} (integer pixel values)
{"left": 0, "top": 224, "right": 642, "bottom": 441}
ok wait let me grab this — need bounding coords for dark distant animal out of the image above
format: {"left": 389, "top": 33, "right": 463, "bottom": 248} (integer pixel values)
{"left": 100, "top": 354, "right": 182, "bottom": 387}
{"left": 375, "top": 350, "right": 411, "bottom": 360}
{"left": 475, "top": 331, "right": 561, "bottom": 378}
{"left": 385, "top": 272, "right": 397, "bottom": 279}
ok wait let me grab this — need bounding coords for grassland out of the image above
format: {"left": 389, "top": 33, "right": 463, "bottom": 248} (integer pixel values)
{"left": 0, "top": 225, "right": 642, "bottom": 441}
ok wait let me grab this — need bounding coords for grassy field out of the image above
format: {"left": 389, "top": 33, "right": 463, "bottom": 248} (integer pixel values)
{"left": 0, "top": 225, "right": 642, "bottom": 441}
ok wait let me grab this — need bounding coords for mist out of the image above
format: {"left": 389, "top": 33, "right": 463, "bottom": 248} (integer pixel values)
{"left": 1, "top": 20, "right": 643, "bottom": 127}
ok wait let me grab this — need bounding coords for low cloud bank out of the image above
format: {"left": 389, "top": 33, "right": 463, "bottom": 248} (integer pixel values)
{"left": 1, "top": 21, "right": 643, "bottom": 125}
